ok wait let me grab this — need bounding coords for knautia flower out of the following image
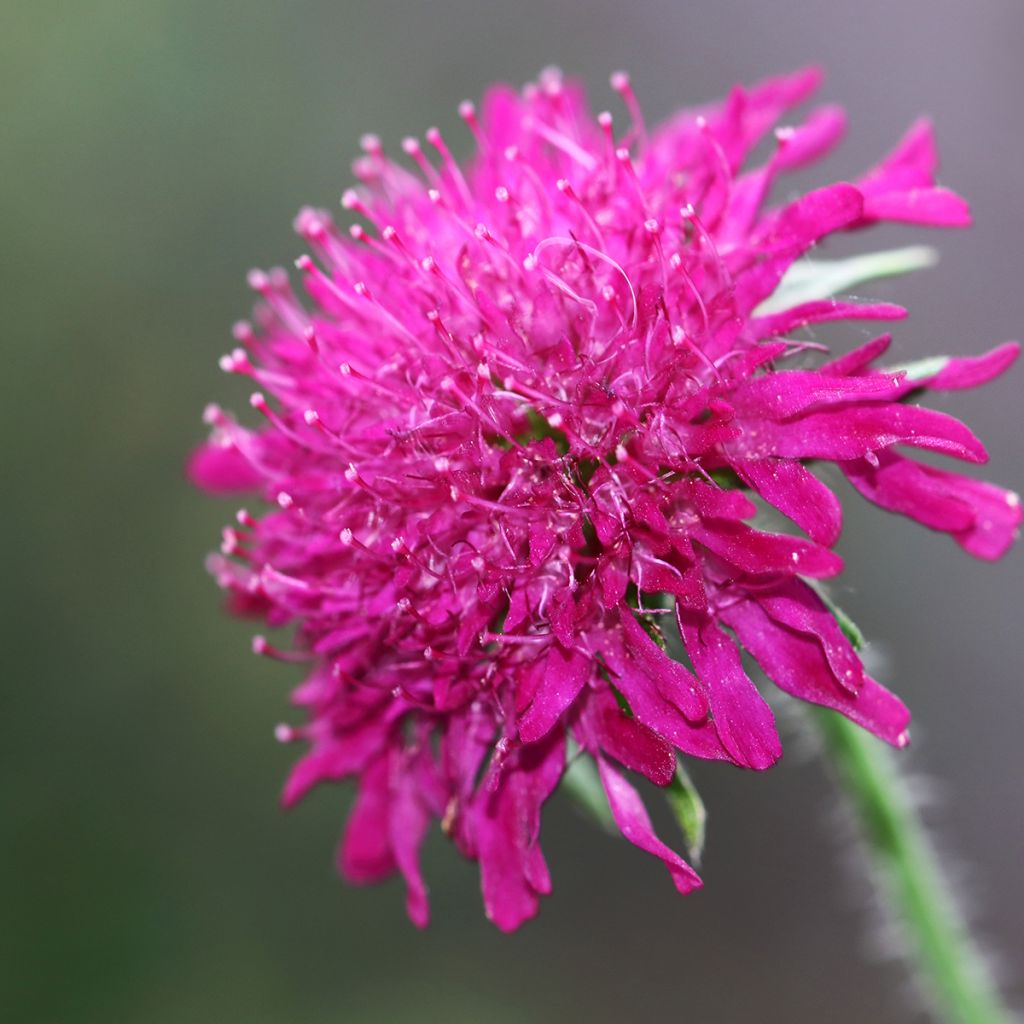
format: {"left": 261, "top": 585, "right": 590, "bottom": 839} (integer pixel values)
{"left": 192, "top": 67, "right": 1020, "bottom": 931}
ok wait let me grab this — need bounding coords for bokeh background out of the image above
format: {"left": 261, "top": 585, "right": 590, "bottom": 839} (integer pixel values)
{"left": 4, "top": 1, "right": 1022, "bottom": 1021}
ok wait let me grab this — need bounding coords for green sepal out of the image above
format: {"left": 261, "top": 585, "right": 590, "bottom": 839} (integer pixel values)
{"left": 755, "top": 245, "right": 938, "bottom": 315}
{"left": 666, "top": 758, "right": 707, "bottom": 866}
{"left": 560, "top": 740, "right": 615, "bottom": 833}
{"left": 809, "top": 582, "right": 865, "bottom": 651}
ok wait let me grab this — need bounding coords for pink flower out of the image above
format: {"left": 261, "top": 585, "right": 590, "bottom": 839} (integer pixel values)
{"left": 192, "top": 67, "right": 1020, "bottom": 930}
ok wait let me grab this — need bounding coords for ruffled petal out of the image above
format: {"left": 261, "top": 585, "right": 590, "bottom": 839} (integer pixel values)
{"left": 518, "top": 645, "right": 592, "bottom": 743}
{"left": 476, "top": 733, "right": 564, "bottom": 932}
{"left": 720, "top": 596, "right": 909, "bottom": 746}
{"left": 677, "top": 611, "right": 781, "bottom": 770}
{"left": 843, "top": 451, "right": 1022, "bottom": 560}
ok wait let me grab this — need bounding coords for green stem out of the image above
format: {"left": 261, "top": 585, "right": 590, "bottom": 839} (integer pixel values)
{"left": 816, "top": 711, "right": 1012, "bottom": 1024}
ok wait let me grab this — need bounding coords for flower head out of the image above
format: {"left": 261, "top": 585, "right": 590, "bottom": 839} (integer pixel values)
{"left": 192, "top": 67, "right": 1020, "bottom": 930}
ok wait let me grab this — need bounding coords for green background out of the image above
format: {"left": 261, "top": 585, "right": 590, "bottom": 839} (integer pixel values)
{"left": 4, "top": 1, "right": 1021, "bottom": 1021}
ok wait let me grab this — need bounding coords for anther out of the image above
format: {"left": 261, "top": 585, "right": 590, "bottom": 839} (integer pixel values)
{"left": 610, "top": 70, "right": 646, "bottom": 143}
{"left": 359, "top": 133, "right": 383, "bottom": 156}
{"left": 341, "top": 188, "right": 377, "bottom": 225}
{"left": 460, "top": 99, "right": 485, "bottom": 150}
{"left": 247, "top": 269, "right": 270, "bottom": 293}
{"left": 232, "top": 321, "right": 255, "bottom": 347}
{"left": 349, "top": 223, "right": 371, "bottom": 245}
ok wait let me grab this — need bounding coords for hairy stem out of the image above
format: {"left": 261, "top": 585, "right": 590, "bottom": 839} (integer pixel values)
{"left": 816, "top": 710, "right": 1012, "bottom": 1024}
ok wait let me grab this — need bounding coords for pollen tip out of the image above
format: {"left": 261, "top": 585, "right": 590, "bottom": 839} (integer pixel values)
{"left": 359, "top": 133, "right": 382, "bottom": 155}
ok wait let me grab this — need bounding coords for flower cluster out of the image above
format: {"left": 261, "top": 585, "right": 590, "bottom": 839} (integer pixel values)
{"left": 192, "top": 67, "right": 1019, "bottom": 930}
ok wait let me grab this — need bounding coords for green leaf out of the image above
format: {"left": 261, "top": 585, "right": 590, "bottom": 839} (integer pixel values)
{"left": 755, "top": 245, "right": 938, "bottom": 315}
{"left": 666, "top": 759, "right": 707, "bottom": 866}
{"left": 560, "top": 742, "right": 615, "bottom": 833}
{"left": 887, "top": 354, "right": 951, "bottom": 384}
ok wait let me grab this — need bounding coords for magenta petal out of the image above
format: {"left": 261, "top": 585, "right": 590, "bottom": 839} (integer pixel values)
{"left": 861, "top": 187, "right": 971, "bottom": 228}
{"left": 594, "top": 701, "right": 676, "bottom": 786}
{"left": 619, "top": 606, "right": 707, "bottom": 721}
{"left": 720, "top": 598, "right": 909, "bottom": 746}
{"left": 859, "top": 118, "right": 937, "bottom": 194}
{"left": 477, "top": 733, "right": 564, "bottom": 932}
{"left": 677, "top": 611, "right": 781, "bottom": 770}
{"left": 843, "top": 451, "right": 1022, "bottom": 560}
{"left": 187, "top": 442, "right": 262, "bottom": 493}
{"left": 734, "top": 459, "right": 842, "bottom": 547}
{"left": 693, "top": 520, "right": 844, "bottom": 578}
{"left": 753, "top": 300, "right": 905, "bottom": 340}
{"left": 740, "top": 66, "right": 824, "bottom": 146}
{"left": 476, "top": 788, "right": 540, "bottom": 932}
{"left": 757, "top": 182, "right": 864, "bottom": 256}
{"left": 733, "top": 368, "right": 902, "bottom": 420}
{"left": 820, "top": 333, "right": 892, "bottom": 376}
{"left": 753, "top": 580, "right": 863, "bottom": 694}
{"left": 280, "top": 708, "right": 393, "bottom": 807}
{"left": 924, "top": 342, "right": 1020, "bottom": 391}
{"left": 339, "top": 757, "right": 396, "bottom": 883}
{"left": 774, "top": 104, "right": 847, "bottom": 171}
{"left": 388, "top": 766, "right": 431, "bottom": 928}
{"left": 607, "top": 658, "right": 735, "bottom": 764}
{"left": 518, "top": 645, "right": 591, "bottom": 743}
{"left": 597, "top": 758, "right": 702, "bottom": 895}
{"left": 748, "top": 403, "right": 988, "bottom": 464}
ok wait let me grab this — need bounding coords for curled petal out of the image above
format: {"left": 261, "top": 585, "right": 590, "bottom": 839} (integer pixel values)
{"left": 843, "top": 452, "right": 1022, "bottom": 560}
{"left": 597, "top": 758, "right": 702, "bottom": 895}
{"left": 720, "top": 597, "right": 909, "bottom": 747}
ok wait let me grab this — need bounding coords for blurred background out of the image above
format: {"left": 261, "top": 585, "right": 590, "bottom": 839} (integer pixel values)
{"left": 3, "top": 1, "right": 1022, "bottom": 1021}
